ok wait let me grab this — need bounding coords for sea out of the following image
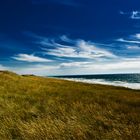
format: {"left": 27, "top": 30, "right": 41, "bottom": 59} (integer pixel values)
{"left": 54, "top": 73, "right": 140, "bottom": 90}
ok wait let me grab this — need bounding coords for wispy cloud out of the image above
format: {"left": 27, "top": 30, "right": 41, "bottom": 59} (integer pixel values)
{"left": 120, "top": 10, "right": 140, "bottom": 20}
{"left": 60, "top": 62, "right": 91, "bottom": 68}
{"left": 131, "top": 11, "right": 140, "bottom": 19}
{"left": 2, "top": 64, "right": 59, "bottom": 76}
{"left": 117, "top": 33, "right": 140, "bottom": 44}
{"left": 127, "top": 45, "right": 140, "bottom": 50}
{"left": 117, "top": 38, "right": 140, "bottom": 44}
{"left": 6, "top": 34, "right": 139, "bottom": 75}
{"left": 59, "top": 58, "right": 140, "bottom": 74}
{"left": 42, "top": 39, "right": 116, "bottom": 60}
{"left": 60, "top": 35, "right": 76, "bottom": 44}
{"left": 135, "top": 34, "right": 140, "bottom": 39}
{"left": 119, "top": 11, "right": 126, "bottom": 15}
{"left": 2, "top": 57, "right": 140, "bottom": 76}
{"left": 14, "top": 64, "right": 59, "bottom": 75}
{"left": 12, "top": 54, "right": 52, "bottom": 62}
{"left": 0, "top": 64, "right": 7, "bottom": 71}
{"left": 115, "top": 33, "right": 140, "bottom": 56}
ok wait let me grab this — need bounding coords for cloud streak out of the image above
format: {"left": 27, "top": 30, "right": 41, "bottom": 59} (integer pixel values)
{"left": 2, "top": 34, "right": 139, "bottom": 76}
{"left": 131, "top": 11, "right": 140, "bottom": 19}
{"left": 135, "top": 34, "right": 140, "bottom": 39}
{"left": 4, "top": 57, "right": 140, "bottom": 76}
{"left": 42, "top": 39, "right": 116, "bottom": 60}
{"left": 117, "top": 38, "right": 140, "bottom": 44}
{"left": 59, "top": 58, "right": 140, "bottom": 74}
{"left": 127, "top": 45, "right": 140, "bottom": 50}
{"left": 12, "top": 54, "right": 52, "bottom": 62}
{"left": 120, "top": 10, "right": 140, "bottom": 20}
{"left": 0, "top": 64, "right": 7, "bottom": 71}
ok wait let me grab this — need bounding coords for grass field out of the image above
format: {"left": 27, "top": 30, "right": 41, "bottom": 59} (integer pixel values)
{"left": 0, "top": 71, "right": 140, "bottom": 140}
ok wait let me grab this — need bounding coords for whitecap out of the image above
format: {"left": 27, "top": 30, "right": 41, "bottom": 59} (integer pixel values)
{"left": 61, "top": 78, "right": 140, "bottom": 90}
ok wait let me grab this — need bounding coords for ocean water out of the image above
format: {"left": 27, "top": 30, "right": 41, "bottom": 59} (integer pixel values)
{"left": 54, "top": 74, "right": 140, "bottom": 90}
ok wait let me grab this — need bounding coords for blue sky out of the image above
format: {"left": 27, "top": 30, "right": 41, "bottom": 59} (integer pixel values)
{"left": 0, "top": 0, "right": 140, "bottom": 75}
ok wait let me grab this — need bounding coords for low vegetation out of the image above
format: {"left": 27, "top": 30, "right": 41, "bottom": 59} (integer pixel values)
{"left": 0, "top": 71, "right": 140, "bottom": 140}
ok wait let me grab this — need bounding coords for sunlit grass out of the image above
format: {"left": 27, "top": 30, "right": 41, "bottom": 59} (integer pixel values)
{"left": 0, "top": 71, "right": 140, "bottom": 139}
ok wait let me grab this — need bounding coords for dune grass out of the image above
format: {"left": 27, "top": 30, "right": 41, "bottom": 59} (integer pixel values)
{"left": 0, "top": 71, "right": 140, "bottom": 140}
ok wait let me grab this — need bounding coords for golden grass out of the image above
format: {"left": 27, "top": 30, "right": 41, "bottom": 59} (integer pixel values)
{"left": 0, "top": 71, "right": 140, "bottom": 140}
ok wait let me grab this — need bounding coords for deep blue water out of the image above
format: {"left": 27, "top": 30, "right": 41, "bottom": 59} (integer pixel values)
{"left": 54, "top": 74, "right": 140, "bottom": 89}
{"left": 55, "top": 74, "right": 140, "bottom": 83}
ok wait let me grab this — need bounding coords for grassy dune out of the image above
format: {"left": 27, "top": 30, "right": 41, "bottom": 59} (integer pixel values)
{"left": 0, "top": 71, "right": 140, "bottom": 140}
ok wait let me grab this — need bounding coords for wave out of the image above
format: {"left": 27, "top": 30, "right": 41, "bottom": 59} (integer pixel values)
{"left": 61, "top": 78, "right": 140, "bottom": 90}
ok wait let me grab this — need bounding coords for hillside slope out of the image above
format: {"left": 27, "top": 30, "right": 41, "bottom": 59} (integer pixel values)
{"left": 0, "top": 71, "right": 140, "bottom": 140}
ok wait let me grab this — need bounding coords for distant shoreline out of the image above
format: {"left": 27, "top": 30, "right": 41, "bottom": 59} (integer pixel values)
{"left": 52, "top": 77, "right": 140, "bottom": 90}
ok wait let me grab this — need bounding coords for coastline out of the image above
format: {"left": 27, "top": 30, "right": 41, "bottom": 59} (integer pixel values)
{"left": 53, "top": 77, "right": 140, "bottom": 90}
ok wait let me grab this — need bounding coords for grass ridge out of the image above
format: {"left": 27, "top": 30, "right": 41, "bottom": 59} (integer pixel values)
{"left": 0, "top": 71, "right": 140, "bottom": 139}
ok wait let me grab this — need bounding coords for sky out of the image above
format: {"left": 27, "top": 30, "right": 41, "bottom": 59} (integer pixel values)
{"left": 0, "top": 0, "right": 140, "bottom": 75}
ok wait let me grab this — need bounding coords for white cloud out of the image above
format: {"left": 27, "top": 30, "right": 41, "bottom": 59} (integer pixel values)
{"left": 46, "top": 47, "right": 77, "bottom": 57}
{"left": 117, "top": 38, "right": 140, "bottom": 44}
{"left": 60, "top": 62, "right": 91, "bottom": 68}
{"left": 135, "top": 34, "right": 140, "bottom": 39}
{"left": 12, "top": 54, "right": 52, "bottom": 62}
{"left": 2, "top": 57, "right": 140, "bottom": 76}
{"left": 5, "top": 35, "right": 139, "bottom": 76}
{"left": 119, "top": 11, "right": 126, "bottom": 15}
{"left": 60, "top": 35, "right": 75, "bottom": 43}
{"left": 77, "top": 40, "right": 116, "bottom": 58}
{"left": 44, "top": 39, "right": 116, "bottom": 59}
{"left": 5, "top": 58, "right": 139, "bottom": 76}
{"left": 120, "top": 11, "right": 140, "bottom": 20}
{"left": 11, "top": 64, "right": 59, "bottom": 76}
{"left": 59, "top": 58, "right": 140, "bottom": 74}
{"left": 0, "top": 64, "right": 8, "bottom": 71}
{"left": 127, "top": 45, "right": 140, "bottom": 50}
{"left": 131, "top": 11, "right": 140, "bottom": 19}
